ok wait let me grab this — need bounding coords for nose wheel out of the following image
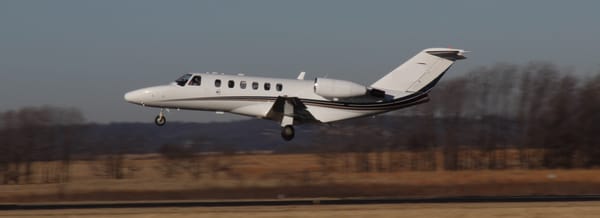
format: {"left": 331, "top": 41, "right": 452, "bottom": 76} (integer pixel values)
{"left": 154, "top": 110, "right": 166, "bottom": 126}
{"left": 281, "top": 125, "right": 295, "bottom": 141}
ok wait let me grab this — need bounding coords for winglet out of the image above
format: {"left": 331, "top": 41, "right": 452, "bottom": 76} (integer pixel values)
{"left": 297, "top": 71, "right": 306, "bottom": 80}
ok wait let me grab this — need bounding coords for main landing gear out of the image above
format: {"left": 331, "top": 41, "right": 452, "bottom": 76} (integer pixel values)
{"left": 155, "top": 110, "right": 166, "bottom": 126}
{"left": 280, "top": 97, "right": 295, "bottom": 141}
{"left": 281, "top": 125, "right": 295, "bottom": 141}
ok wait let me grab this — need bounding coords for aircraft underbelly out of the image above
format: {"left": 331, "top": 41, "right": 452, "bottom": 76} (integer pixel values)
{"left": 230, "top": 102, "right": 272, "bottom": 118}
{"left": 306, "top": 105, "right": 385, "bottom": 123}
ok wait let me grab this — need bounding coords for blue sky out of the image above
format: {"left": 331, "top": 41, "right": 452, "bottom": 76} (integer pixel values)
{"left": 1, "top": 0, "right": 599, "bottom": 123}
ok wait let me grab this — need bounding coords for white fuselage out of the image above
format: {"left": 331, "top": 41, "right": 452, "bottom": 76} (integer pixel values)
{"left": 124, "top": 73, "right": 424, "bottom": 123}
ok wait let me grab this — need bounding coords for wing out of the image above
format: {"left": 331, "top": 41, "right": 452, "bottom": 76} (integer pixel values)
{"left": 265, "top": 96, "right": 321, "bottom": 125}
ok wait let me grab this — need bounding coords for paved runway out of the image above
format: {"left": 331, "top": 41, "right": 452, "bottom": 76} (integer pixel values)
{"left": 2, "top": 195, "right": 600, "bottom": 210}
{"left": 2, "top": 201, "right": 600, "bottom": 218}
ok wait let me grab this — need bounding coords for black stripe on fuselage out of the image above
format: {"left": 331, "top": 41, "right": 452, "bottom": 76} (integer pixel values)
{"left": 160, "top": 91, "right": 429, "bottom": 111}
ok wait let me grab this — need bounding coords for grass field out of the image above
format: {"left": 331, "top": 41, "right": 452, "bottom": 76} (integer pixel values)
{"left": 2, "top": 153, "right": 600, "bottom": 202}
{"left": 2, "top": 202, "right": 600, "bottom": 218}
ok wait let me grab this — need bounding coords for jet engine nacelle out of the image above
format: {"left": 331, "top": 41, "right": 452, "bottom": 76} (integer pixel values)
{"left": 314, "top": 78, "right": 367, "bottom": 98}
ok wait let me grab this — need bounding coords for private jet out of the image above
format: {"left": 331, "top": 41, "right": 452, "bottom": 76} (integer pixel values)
{"left": 124, "top": 48, "right": 467, "bottom": 140}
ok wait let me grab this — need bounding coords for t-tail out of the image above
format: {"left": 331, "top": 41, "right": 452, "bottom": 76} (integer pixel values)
{"left": 371, "top": 48, "right": 467, "bottom": 96}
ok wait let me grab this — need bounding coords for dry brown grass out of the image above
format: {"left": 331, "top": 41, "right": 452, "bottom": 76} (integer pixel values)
{"left": 1, "top": 153, "right": 600, "bottom": 202}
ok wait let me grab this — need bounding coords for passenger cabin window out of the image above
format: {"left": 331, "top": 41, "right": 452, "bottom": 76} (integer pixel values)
{"left": 240, "top": 81, "right": 247, "bottom": 89}
{"left": 228, "top": 80, "right": 235, "bottom": 88}
{"left": 252, "top": 82, "right": 259, "bottom": 90}
{"left": 264, "top": 83, "right": 271, "bottom": 91}
{"left": 215, "top": 79, "right": 221, "bottom": 87}
{"left": 189, "top": 76, "right": 201, "bottom": 86}
{"left": 276, "top": 83, "right": 283, "bottom": 91}
{"left": 175, "top": 74, "right": 192, "bottom": 86}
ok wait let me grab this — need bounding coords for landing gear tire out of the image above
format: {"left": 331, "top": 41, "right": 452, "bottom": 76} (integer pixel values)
{"left": 155, "top": 115, "right": 166, "bottom": 126}
{"left": 281, "top": 125, "right": 295, "bottom": 141}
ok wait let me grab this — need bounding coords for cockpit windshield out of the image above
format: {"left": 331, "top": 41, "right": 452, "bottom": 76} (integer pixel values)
{"left": 175, "top": 74, "right": 192, "bottom": 86}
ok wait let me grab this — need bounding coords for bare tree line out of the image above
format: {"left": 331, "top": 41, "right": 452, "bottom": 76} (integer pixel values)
{"left": 0, "top": 105, "right": 241, "bottom": 184}
{"left": 313, "top": 62, "right": 600, "bottom": 172}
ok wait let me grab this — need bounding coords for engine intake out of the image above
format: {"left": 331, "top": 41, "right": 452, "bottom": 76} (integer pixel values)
{"left": 314, "top": 78, "right": 367, "bottom": 98}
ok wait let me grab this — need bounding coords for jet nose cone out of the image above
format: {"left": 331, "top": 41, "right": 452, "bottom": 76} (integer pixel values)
{"left": 124, "top": 89, "right": 146, "bottom": 105}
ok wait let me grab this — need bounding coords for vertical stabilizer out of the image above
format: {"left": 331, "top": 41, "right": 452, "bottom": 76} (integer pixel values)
{"left": 371, "top": 48, "right": 467, "bottom": 93}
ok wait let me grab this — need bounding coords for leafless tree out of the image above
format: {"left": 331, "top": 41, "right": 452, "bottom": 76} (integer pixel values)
{"left": 0, "top": 106, "right": 84, "bottom": 184}
{"left": 573, "top": 74, "right": 600, "bottom": 167}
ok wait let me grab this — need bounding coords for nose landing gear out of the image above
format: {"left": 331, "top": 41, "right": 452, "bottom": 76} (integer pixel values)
{"left": 154, "top": 110, "right": 166, "bottom": 126}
